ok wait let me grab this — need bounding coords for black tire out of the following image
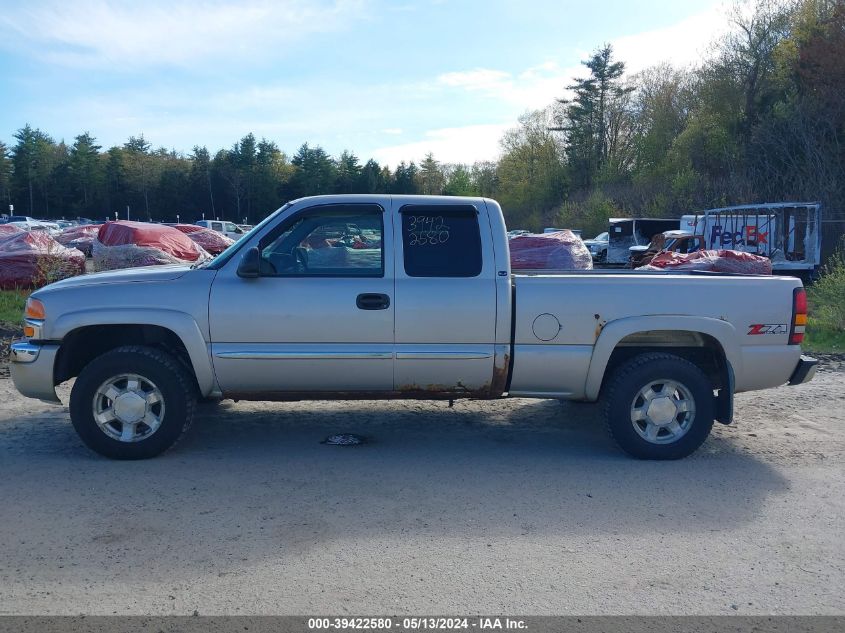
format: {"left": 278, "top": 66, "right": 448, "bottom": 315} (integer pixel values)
{"left": 603, "top": 353, "right": 714, "bottom": 460}
{"left": 69, "top": 345, "right": 197, "bottom": 459}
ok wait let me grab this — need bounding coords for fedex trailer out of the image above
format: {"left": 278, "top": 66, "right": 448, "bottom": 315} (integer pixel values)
{"left": 680, "top": 202, "right": 821, "bottom": 276}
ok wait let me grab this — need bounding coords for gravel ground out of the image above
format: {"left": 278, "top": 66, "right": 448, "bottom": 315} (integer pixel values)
{"left": 0, "top": 364, "right": 843, "bottom": 616}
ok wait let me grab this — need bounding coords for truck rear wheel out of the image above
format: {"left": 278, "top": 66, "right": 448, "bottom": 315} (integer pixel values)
{"left": 69, "top": 346, "right": 196, "bottom": 459}
{"left": 603, "top": 353, "right": 714, "bottom": 459}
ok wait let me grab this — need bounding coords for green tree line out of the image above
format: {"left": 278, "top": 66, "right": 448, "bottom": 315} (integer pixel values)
{"left": 0, "top": 0, "right": 841, "bottom": 236}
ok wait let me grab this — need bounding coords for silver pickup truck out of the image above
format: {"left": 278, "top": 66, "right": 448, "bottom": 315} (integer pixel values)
{"left": 10, "top": 195, "right": 817, "bottom": 460}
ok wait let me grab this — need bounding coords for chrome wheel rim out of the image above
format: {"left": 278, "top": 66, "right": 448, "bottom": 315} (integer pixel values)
{"left": 92, "top": 374, "right": 165, "bottom": 443}
{"left": 630, "top": 379, "right": 695, "bottom": 444}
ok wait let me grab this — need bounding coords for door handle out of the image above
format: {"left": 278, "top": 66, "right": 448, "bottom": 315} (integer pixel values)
{"left": 356, "top": 293, "right": 390, "bottom": 310}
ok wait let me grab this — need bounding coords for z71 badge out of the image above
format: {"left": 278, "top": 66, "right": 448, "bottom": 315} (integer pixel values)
{"left": 747, "top": 324, "right": 788, "bottom": 335}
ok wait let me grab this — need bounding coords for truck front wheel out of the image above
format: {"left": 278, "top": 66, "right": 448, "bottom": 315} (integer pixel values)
{"left": 69, "top": 346, "right": 197, "bottom": 459}
{"left": 603, "top": 353, "right": 714, "bottom": 459}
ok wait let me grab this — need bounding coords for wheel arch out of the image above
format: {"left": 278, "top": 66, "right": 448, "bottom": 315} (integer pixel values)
{"left": 52, "top": 309, "right": 218, "bottom": 397}
{"left": 584, "top": 316, "right": 739, "bottom": 404}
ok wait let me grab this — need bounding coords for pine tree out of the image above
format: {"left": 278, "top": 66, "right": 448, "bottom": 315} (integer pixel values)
{"left": 334, "top": 150, "right": 362, "bottom": 193}
{"left": 190, "top": 146, "right": 216, "bottom": 219}
{"left": 418, "top": 153, "right": 444, "bottom": 194}
{"left": 0, "top": 141, "right": 10, "bottom": 210}
{"left": 360, "top": 159, "right": 386, "bottom": 193}
{"left": 290, "top": 143, "right": 336, "bottom": 197}
{"left": 552, "top": 44, "right": 632, "bottom": 188}
{"left": 123, "top": 134, "right": 154, "bottom": 218}
{"left": 69, "top": 132, "right": 102, "bottom": 212}
{"left": 11, "top": 124, "right": 55, "bottom": 215}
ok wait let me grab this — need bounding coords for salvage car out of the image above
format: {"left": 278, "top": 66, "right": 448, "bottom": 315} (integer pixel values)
{"left": 10, "top": 195, "right": 817, "bottom": 460}
{"left": 195, "top": 219, "right": 247, "bottom": 241}
{"left": 583, "top": 231, "right": 609, "bottom": 262}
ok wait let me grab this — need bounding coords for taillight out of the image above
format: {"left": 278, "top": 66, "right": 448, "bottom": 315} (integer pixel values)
{"left": 789, "top": 287, "right": 807, "bottom": 345}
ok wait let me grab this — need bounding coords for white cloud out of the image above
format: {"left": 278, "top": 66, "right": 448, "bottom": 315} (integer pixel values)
{"left": 0, "top": 0, "right": 367, "bottom": 68}
{"left": 381, "top": 128, "right": 403, "bottom": 135}
{"left": 371, "top": 123, "right": 510, "bottom": 167}
{"left": 612, "top": 3, "right": 729, "bottom": 73}
{"left": 370, "top": 3, "right": 729, "bottom": 166}
{"left": 433, "top": 4, "right": 728, "bottom": 110}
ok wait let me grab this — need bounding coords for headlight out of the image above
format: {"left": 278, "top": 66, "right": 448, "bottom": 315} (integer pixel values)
{"left": 25, "top": 298, "right": 45, "bottom": 320}
{"left": 24, "top": 298, "right": 45, "bottom": 338}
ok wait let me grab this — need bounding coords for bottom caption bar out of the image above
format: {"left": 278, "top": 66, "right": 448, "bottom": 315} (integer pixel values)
{"left": 0, "top": 616, "right": 843, "bottom": 633}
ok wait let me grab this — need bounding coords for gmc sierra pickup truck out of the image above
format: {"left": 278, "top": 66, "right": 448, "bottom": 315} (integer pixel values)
{"left": 10, "top": 195, "right": 818, "bottom": 460}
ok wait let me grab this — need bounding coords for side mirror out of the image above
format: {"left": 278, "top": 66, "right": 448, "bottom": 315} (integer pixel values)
{"left": 237, "top": 247, "right": 260, "bottom": 278}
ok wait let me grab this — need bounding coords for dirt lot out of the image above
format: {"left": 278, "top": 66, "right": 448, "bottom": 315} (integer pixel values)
{"left": 0, "top": 362, "right": 843, "bottom": 615}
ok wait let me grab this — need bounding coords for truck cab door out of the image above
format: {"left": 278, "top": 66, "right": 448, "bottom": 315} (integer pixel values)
{"left": 208, "top": 201, "right": 394, "bottom": 394}
{"left": 392, "top": 201, "right": 498, "bottom": 396}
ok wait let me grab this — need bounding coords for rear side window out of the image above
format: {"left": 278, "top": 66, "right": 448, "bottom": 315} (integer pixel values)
{"left": 400, "top": 205, "right": 482, "bottom": 277}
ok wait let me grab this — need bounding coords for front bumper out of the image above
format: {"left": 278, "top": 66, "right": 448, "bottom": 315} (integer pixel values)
{"left": 9, "top": 340, "right": 61, "bottom": 403}
{"left": 788, "top": 355, "right": 818, "bottom": 386}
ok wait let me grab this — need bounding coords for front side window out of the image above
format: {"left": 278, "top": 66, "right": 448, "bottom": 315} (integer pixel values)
{"left": 401, "top": 205, "right": 482, "bottom": 277}
{"left": 259, "top": 204, "right": 384, "bottom": 277}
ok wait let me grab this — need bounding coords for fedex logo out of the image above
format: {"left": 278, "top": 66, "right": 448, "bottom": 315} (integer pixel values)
{"left": 747, "top": 324, "right": 788, "bottom": 335}
{"left": 710, "top": 224, "right": 768, "bottom": 247}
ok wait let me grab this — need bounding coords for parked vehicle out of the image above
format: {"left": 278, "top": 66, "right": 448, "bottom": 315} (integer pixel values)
{"left": 10, "top": 195, "right": 816, "bottom": 461}
{"left": 4, "top": 216, "right": 61, "bottom": 235}
{"left": 6, "top": 216, "right": 42, "bottom": 230}
{"left": 544, "top": 227, "right": 582, "bottom": 238}
{"left": 583, "top": 231, "right": 609, "bottom": 262}
{"left": 628, "top": 230, "right": 703, "bottom": 267}
{"left": 678, "top": 203, "right": 821, "bottom": 277}
{"left": 606, "top": 218, "right": 680, "bottom": 265}
{"left": 195, "top": 219, "right": 247, "bottom": 240}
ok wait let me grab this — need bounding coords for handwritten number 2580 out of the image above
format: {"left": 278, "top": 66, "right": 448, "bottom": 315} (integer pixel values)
{"left": 407, "top": 216, "right": 449, "bottom": 246}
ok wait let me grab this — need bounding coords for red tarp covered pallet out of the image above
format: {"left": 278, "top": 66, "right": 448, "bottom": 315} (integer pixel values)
{"left": 172, "top": 224, "right": 234, "bottom": 255}
{"left": 56, "top": 224, "right": 102, "bottom": 257}
{"left": 0, "top": 224, "right": 24, "bottom": 237}
{"left": 639, "top": 249, "right": 773, "bottom": 275}
{"left": 0, "top": 230, "right": 86, "bottom": 290}
{"left": 56, "top": 224, "right": 101, "bottom": 245}
{"left": 93, "top": 221, "right": 211, "bottom": 271}
{"left": 509, "top": 231, "right": 593, "bottom": 270}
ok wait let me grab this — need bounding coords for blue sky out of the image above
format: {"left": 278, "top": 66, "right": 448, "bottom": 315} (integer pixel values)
{"left": 0, "top": 0, "right": 727, "bottom": 166}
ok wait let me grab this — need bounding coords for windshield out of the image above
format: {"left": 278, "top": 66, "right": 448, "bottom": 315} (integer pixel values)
{"left": 199, "top": 203, "right": 292, "bottom": 270}
{"left": 594, "top": 232, "right": 608, "bottom": 241}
